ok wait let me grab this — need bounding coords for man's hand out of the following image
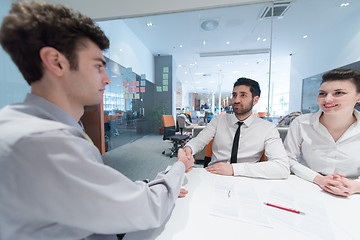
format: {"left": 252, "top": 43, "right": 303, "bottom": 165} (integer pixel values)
{"left": 178, "top": 188, "right": 188, "bottom": 198}
{"left": 177, "top": 148, "right": 194, "bottom": 172}
{"left": 183, "top": 146, "right": 193, "bottom": 159}
{"left": 205, "top": 162, "right": 234, "bottom": 176}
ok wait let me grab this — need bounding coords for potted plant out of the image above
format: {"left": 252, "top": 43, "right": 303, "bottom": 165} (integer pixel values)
{"left": 149, "top": 101, "right": 170, "bottom": 134}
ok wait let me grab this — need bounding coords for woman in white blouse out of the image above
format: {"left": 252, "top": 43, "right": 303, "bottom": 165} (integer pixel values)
{"left": 284, "top": 68, "right": 360, "bottom": 197}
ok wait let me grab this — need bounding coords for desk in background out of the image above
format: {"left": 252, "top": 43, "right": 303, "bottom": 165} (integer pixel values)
{"left": 125, "top": 168, "right": 359, "bottom": 240}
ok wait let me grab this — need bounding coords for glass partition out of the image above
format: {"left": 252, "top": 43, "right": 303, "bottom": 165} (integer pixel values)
{"left": 98, "top": 0, "right": 360, "bottom": 151}
{"left": 103, "top": 57, "right": 155, "bottom": 151}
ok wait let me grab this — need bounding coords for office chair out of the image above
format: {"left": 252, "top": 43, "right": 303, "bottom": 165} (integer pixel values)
{"left": 162, "top": 115, "right": 190, "bottom": 158}
{"left": 177, "top": 114, "right": 196, "bottom": 135}
{"left": 203, "top": 140, "right": 265, "bottom": 167}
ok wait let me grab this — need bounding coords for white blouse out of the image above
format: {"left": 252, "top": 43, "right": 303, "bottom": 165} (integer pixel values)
{"left": 284, "top": 110, "right": 360, "bottom": 182}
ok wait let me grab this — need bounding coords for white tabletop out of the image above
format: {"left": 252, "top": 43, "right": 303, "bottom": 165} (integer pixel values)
{"left": 125, "top": 168, "right": 359, "bottom": 240}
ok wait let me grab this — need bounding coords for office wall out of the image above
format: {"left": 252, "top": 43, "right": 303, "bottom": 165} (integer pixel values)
{"left": 154, "top": 55, "right": 174, "bottom": 117}
{"left": 0, "top": 0, "right": 30, "bottom": 108}
{"left": 97, "top": 20, "right": 155, "bottom": 84}
{"left": 288, "top": 9, "right": 360, "bottom": 112}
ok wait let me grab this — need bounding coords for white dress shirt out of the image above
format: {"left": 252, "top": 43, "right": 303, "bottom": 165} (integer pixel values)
{"left": 185, "top": 113, "right": 289, "bottom": 179}
{"left": 0, "top": 94, "right": 185, "bottom": 240}
{"left": 284, "top": 110, "right": 360, "bottom": 182}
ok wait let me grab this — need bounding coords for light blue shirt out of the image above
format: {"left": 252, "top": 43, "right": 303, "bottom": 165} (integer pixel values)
{"left": 0, "top": 94, "right": 185, "bottom": 240}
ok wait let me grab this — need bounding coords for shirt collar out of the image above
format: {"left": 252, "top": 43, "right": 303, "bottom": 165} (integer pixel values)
{"left": 23, "top": 93, "right": 83, "bottom": 131}
{"left": 309, "top": 111, "right": 322, "bottom": 127}
{"left": 230, "top": 113, "right": 254, "bottom": 127}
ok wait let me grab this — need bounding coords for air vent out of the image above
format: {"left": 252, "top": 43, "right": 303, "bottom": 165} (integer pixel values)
{"left": 259, "top": 2, "right": 291, "bottom": 19}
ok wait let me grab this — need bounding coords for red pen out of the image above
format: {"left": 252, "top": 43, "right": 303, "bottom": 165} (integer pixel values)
{"left": 264, "top": 202, "right": 305, "bottom": 215}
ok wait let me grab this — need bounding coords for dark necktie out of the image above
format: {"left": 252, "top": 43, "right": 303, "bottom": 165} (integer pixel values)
{"left": 230, "top": 121, "right": 243, "bottom": 164}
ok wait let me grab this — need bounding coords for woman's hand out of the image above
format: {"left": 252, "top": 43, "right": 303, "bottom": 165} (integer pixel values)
{"left": 314, "top": 174, "right": 360, "bottom": 197}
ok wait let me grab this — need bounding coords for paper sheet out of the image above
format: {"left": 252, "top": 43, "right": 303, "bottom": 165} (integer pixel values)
{"left": 210, "top": 177, "right": 271, "bottom": 227}
{"left": 263, "top": 188, "right": 336, "bottom": 240}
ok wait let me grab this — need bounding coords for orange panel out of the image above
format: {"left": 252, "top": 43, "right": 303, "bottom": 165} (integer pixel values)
{"left": 162, "top": 115, "right": 175, "bottom": 127}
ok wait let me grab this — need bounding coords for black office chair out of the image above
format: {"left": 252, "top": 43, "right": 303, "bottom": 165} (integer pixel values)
{"left": 162, "top": 115, "right": 189, "bottom": 158}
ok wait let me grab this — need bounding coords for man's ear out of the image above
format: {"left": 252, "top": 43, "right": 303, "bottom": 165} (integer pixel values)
{"left": 253, "top": 95, "right": 259, "bottom": 105}
{"left": 39, "top": 47, "right": 67, "bottom": 77}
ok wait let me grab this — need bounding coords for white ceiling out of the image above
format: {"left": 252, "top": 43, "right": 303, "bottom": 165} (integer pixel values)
{"left": 119, "top": 0, "right": 359, "bottom": 96}
{"left": 47, "top": 0, "right": 360, "bottom": 98}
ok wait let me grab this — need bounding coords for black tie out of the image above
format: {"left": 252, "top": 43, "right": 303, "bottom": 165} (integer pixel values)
{"left": 230, "top": 121, "right": 243, "bottom": 164}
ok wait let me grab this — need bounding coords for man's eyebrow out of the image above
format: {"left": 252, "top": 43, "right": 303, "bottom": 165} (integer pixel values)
{"left": 232, "top": 91, "right": 248, "bottom": 95}
{"left": 95, "top": 57, "right": 106, "bottom": 67}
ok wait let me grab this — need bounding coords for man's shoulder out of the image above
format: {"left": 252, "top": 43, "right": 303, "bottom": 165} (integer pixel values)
{"left": 251, "top": 116, "right": 276, "bottom": 128}
{"left": 213, "top": 113, "right": 235, "bottom": 121}
{"left": 0, "top": 104, "right": 75, "bottom": 145}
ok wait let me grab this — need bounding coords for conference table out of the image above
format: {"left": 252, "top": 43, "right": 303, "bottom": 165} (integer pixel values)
{"left": 124, "top": 168, "right": 359, "bottom": 240}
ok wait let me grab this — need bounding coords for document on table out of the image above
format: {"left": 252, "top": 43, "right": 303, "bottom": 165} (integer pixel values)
{"left": 210, "top": 177, "right": 271, "bottom": 227}
{"left": 263, "top": 187, "right": 336, "bottom": 240}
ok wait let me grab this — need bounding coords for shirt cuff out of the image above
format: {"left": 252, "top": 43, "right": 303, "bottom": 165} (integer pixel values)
{"left": 232, "top": 163, "right": 244, "bottom": 176}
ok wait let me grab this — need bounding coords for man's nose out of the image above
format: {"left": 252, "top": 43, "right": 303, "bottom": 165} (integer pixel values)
{"left": 103, "top": 73, "right": 111, "bottom": 85}
{"left": 233, "top": 96, "right": 241, "bottom": 103}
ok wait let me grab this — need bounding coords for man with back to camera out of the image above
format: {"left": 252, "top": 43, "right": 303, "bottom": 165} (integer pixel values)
{"left": 0, "top": 2, "right": 194, "bottom": 240}
{"left": 184, "top": 78, "right": 289, "bottom": 179}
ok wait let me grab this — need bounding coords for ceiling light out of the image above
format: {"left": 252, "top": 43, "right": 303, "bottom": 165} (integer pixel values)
{"left": 202, "top": 41, "right": 206, "bottom": 45}
{"left": 340, "top": 3, "right": 350, "bottom": 7}
{"left": 185, "top": 72, "right": 188, "bottom": 74}
{"left": 262, "top": 38, "right": 267, "bottom": 42}
{"left": 119, "top": 48, "right": 123, "bottom": 52}
{"left": 179, "top": 45, "right": 183, "bottom": 48}
{"left": 146, "top": 22, "right": 153, "bottom": 27}
{"left": 257, "top": 37, "right": 261, "bottom": 41}
{"left": 200, "top": 48, "right": 270, "bottom": 57}
{"left": 226, "top": 41, "right": 230, "bottom": 45}
{"left": 200, "top": 19, "right": 219, "bottom": 31}
{"left": 303, "top": 35, "right": 308, "bottom": 39}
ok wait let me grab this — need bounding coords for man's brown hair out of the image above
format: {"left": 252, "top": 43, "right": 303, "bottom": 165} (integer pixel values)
{"left": 0, "top": 1, "right": 109, "bottom": 85}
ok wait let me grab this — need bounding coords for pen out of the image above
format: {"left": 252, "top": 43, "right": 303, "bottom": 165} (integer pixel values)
{"left": 264, "top": 202, "right": 305, "bottom": 215}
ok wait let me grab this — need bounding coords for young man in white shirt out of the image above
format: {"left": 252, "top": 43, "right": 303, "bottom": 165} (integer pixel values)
{"left": 184, "top": 78, "right": 289, "bottom": 179}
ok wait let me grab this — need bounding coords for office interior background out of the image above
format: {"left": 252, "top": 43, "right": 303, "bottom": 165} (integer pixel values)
{"left": 1, "top": 0, "right": 360, "bottom": 152}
